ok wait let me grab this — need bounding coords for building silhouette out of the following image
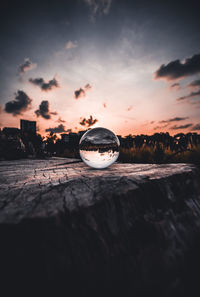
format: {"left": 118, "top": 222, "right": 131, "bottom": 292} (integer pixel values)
{"left": 2, "top": 127, "right": 20, "bottom": 137}
{"left": 20, "top": 119, "right": 36, "bottom": 134}
{"left": 61, "top": 133, "right": 69, "bottom": 143}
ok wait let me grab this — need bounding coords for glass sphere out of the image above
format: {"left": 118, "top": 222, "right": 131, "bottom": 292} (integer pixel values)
{"left": 79, "top": 127, "right": 120, "bottom": 169}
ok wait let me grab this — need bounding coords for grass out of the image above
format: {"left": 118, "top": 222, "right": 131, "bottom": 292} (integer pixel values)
{"left": 118, "top": 144, "right": 200, "bottom": 165}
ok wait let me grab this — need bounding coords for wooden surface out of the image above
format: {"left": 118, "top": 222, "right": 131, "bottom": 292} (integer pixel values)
{"left": 0, "top": 158, "right": 196, "bottom": 222}
{"left": 0, "top": 158, "right": 200, "bottom": 297}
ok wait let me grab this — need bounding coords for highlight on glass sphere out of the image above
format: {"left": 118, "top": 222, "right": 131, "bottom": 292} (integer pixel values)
{"left": 79, "top": 127, "right": 120, "bottom": 169}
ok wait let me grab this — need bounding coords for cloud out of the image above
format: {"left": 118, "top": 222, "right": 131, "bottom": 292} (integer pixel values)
{"left": 154, "top": 53, "right": 200, "bottom": 81}
{"left": 171, "top": 83, "right": 180, "bottom": 88}
{"left": 4, "top": 90, "right": 32, "bottom": 116}
{"left": 45, "top": 124, "right": 67, "bottom": 134}
{"left": 177, "top": 90, "right": 200, "bottom": 101}
{"left": 159, "top": 117, "right": 189, "bottom": 124}
{"left": 65, "top": 40, "right": 78, "bottom": 50}
{"left": 127, "top": 105, "right": 133, "bottom": 111}
{"left": 79, "top": 115, "right": 98, "bottom": 127}
{"left": 84, "top": 83, "right": 92, "bottom": 90}
{"left": 74, "top": 88, "right": 85, "bottom": 99}
{"left": 57, "top": 117, "right": 66, "bottom": 123}
{"left": 187, "top": 79, "right": 200, "bottom": 88}
{"left": 153, "top": 124, "right": 168, "bottom": 130}
{"left": 192, "top": 123, "right": 200, "bottom": 131}
{"left": 83, "top": 0, "right": 112, "bottom": 21}
{"left": 29, "top": 77, "right": 59, "bottom": 91}
{"left": 35, "top": 100, "right": 57, "bottom": 119}
{"left": 170, "top": 123, "right": 193, "bottom": 130}
{"left": 74, "top": 83, "right": 92, "bottom": 99}
{"left": 169, "top": 83, "right": 180, "bottom": 90}
{"left": 18, "top": 58, "right": 37, "bottom": 75}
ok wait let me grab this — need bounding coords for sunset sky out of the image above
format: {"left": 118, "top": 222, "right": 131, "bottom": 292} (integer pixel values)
{"left": 0, "top": 0, "right": 200, "bottom": 136}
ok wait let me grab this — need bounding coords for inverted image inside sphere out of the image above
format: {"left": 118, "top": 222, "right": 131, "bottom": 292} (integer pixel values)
{"left": 79, "top": 127, "right": 120, "bottom": 169}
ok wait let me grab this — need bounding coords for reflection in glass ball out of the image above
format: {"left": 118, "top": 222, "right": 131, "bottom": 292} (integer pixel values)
{"left": 79, "top": 127, "right": 120, "bottom": 169}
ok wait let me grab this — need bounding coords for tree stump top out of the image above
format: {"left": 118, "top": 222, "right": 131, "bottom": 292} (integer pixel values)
{"left": 0, "top": 158, "right": 196, "bottom": 223}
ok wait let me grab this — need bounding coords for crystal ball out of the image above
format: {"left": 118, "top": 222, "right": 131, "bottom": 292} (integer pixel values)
{"left": 79, "top": 127, "right": 120, "bottom": 169}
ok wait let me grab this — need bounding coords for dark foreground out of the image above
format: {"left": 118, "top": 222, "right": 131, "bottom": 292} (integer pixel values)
{"left": 0, "top": 158, "right": 200, "bottom": 297}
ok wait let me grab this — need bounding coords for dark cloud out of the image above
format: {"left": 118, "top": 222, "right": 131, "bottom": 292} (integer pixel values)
{"left": 153, "top": 124, "right": 168, "bottom": 130}
{"left": 57, "top": 117, "right": 66, "bottom": 123}
{"left": 74, "top": 83, "right": 92, "bottom": 99}
{"left": 29, "top": 77, "right": 59, "bottom": 91}
{"left": 171, "top": 83, "right": 180, "bottom": 88}
{"left": 18, "top": 58, "right": 37, "bottom": 75}
{"left": 4, "top": 90, "right": 32, "bottom": 116}
{"left": 154, "top": 53, "right": 200, "bottom": 81}
{"left": 80, "top": 115, "right": 98, "bottom": 127}
{"left": 187, "top": 79, "right": 200, "bottom": 88}
{"left": 170, "top": 123, "right": 193, "bottom": 130}
{"left": 170, "top": 83, "right": 180, "bottom": 90}
{"left": 177, "top": 90, "right": 200, "bottom": 101}
{"left": 74, "top": 88, "right": 85, "bottom": 99}
{"left": 45, "top": 124, "right": 66, "bottom": 133}
{"left": 35, "top": 100, "right": 57, "bottom": 119}
{"left": 159, "top": 117, "right": 189, "bottom": 124}
{"left": 192, "top": 123, "right": 200, "bottom": 131}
